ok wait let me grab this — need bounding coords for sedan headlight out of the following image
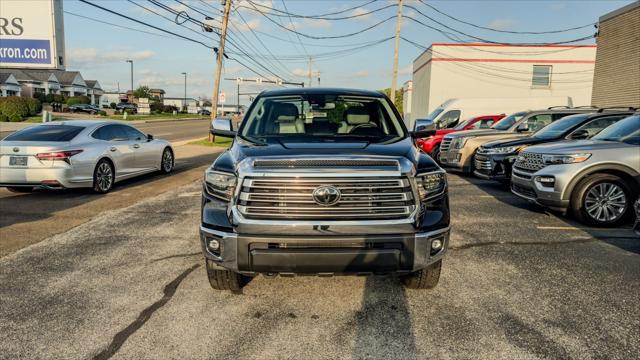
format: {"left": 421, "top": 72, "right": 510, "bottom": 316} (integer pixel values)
{"left": 485, "top": 146, "right": 519, "bottom": 155}
{"left": 204, "top": 169, "right": 237, "bottom": 201}
{"left": 416, "top": 171, "right": 447, "bottom": 201}
{"left": 452, "top": 137, "right": 471, "bottom": 149}
{"left": 542, "top": 153, "right": 591, "bottom": 165}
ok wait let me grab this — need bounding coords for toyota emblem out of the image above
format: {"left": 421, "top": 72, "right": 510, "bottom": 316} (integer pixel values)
{"left": 312, "top": 186, "right": 341, "bottom": 206}
{"left": 12, "top": 147, "right": 19, "bottom": 153}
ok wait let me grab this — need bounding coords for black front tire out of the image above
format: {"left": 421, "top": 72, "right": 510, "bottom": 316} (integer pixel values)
{"left": 160, "top": 147, "right": 174, "bottom": 174}
{"left": 93, "top": 159, "right": 114, "bottom": 194}
{"left": 430, "top": 144, "right": 441, "bottom": 164}
{"left": 401, "top": 260, "right": 442, "bottom": 289}
{"left": 206, "top": 259, "right": 250, "bottom": 291}
{"left": 6, "top": 186, "right": 34, "bottom": 193}
{"left": 570, "top": 173, "right": 633, "bottom": 227}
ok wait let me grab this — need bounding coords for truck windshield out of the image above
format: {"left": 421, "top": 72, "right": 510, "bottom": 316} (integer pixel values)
{"left": 592, "top": 115, "right": 640, "bottom": 145}
{"left": 491, "top": 112, "right": 526, "bottom": 130}
{"left": 240, "top": 94, "right": 406, "bottom": 143}
{"left": 532, "top": 114, "right": 590, "bottom": 139}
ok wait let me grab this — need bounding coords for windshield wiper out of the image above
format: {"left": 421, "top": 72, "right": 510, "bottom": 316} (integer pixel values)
{"left": 238, "top": 134, "right": 267, "bottom": 146}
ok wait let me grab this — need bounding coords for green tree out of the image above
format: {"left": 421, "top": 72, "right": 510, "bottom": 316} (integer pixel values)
{"left": 133, "top": 85, "right": 151, "bottom": 99}
{"left": 380, "top": 88, "right": 404, "bottom": 115}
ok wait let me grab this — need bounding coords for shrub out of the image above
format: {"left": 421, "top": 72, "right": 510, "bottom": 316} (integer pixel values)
{"left": 162, "top": 105, "right": 178, "bottom": 113}
{"left": 98, "top": 110, "right": 107, "bottom": 116}
{"left": 110, "top": 102, "right": 117, "bottom": 109}
{"left": 0, "top": 96, "right": 40, "bottom": 122}
{"left": 66, "top": 96, "right": 91, "bottom": 106}
{"left": 53, "top": 94, "right": 65, "bottom": 103}
{"left": 34, "top": 92, "right": 47, "bottom": 104}
{"left": 25, "top": 98, "right": 42, "bottom": 115}
{"left": 45, "top": 94, "right": 55, "bottom": 103}
{"left": 114, "top": 110, "right": 122, "bottom": 115}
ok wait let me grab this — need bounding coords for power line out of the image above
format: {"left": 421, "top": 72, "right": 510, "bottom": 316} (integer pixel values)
{"left": 64, "top": 11, "right": 175, "bottom": 40}
{"left": 246, "top": 0, "right": 379, "bottom": 19}
{"left": 280, "top": 0, "right": 309, "bottom": 57}
{"left": 238, "top": 2, "right": 396, "bottom": 21}
{"left": 417, "top": 0, "right": 596, "bottom": 35}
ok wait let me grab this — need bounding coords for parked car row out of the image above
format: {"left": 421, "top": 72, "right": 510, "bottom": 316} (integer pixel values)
{"left": 0, "top": 121, "right": 174, "bottom": 194}
{"left": 68, "top": 104, "right": 101, "bottom": 114}
{"left": 424, "top": 107, "right": 639, "bottom": 227}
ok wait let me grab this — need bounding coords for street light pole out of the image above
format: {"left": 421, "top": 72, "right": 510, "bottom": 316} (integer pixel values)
{"left": 181, "top": 72, "right": 187, "bottom": 112}
{"left": 126, "top": 60, "right": 133, "bottom": 100}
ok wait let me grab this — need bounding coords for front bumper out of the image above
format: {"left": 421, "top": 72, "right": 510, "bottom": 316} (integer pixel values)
{"left": 511, "top": 169, "right": 569, "bottom": 211}
{"left": 200, "top": 225, "right": 450, "bottom": 275}
{"left": 473, "top": 153, "right": 518, "bottom": 181}
{"left": 439, "top": 150, "right": 470, "bottom": 172}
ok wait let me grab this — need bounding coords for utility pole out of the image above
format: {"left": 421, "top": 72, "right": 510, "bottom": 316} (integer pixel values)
{"left": 182, "top": 72, "right": 187, "bottom": 112}
{"left": 126, "top": 59, "right": 133, "bottom": 100}
{"left": 210, "top": 0, "right": 232, "bottom": 141}
{"left": 317, "top": 70, "right": 320, "bottom": 86}
{"left": 308, "top": 57, "right": 312, "bottom": 87}
{"left": 390, "top": 0, "right": 403, "bottom": 106}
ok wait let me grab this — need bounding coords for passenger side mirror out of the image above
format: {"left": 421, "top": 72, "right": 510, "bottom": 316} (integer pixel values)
{"left": 568, "top": 129, "right": 590, "bottom": 140}
{"left": 211, "top": 118, "right": 236, "bottom": 138}
{"left": 516, "top": 122, "right": 529, "bottom": 132}
{"left": 413, "top": 119, "right": 433, "bottom": 132}
{"left": 147, "top": 134, "right": 154, "bottom": 141}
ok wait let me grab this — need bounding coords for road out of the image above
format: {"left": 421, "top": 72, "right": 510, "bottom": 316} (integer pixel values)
{"left": 0, "top": 119, "right": 211, "bottom": 142}
{"left": 1, "top": 172, "right": 638, "bottom": 359}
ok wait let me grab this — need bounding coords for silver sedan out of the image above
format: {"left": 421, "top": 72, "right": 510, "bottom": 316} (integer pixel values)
{"left": 0, "top": 120, "right": 174, "bottom": 193}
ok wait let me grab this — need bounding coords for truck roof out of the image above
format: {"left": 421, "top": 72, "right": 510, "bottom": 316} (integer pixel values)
{"left": 259, "top": 87, "right": 385, "bottom": 98}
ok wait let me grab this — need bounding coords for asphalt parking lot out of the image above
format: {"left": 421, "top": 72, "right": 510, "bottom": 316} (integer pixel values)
{"left": 1, "top": 167, "right": 638, "bottom": 359}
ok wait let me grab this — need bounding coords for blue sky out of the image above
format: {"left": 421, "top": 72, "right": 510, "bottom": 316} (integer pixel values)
{"left": 62, "top": 0, "right": 633, "bottom": 104}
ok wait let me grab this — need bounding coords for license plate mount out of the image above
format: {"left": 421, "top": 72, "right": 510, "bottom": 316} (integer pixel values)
{"left": 9, "top": 156, "right": 28, "bottom": 166}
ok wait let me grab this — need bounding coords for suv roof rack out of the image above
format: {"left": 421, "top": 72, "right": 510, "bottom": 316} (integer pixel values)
{"left": 573, "top": 105, "right": 599, "bottom": 109}
{"left": 596, "top": 107, "right": 637, "bottom": 113}
{"left": 547, "top": 106, "right": 571, "bottom": 109}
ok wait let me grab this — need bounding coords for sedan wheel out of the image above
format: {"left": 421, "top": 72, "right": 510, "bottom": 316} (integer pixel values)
{"left": 161, "top": 148, "right": 174, "bottom": 174}
{"left": 93, "top": 160, "right": 114, "bottom": 193}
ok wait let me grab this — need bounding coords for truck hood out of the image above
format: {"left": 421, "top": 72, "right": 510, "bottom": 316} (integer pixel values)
{"left": 213, "top": 136, "right": 440, "bottom": 174}
{"left": 465, "top": 133, "right": 529, "bottom": 149}
{"left": 445, "top": 129, "right": 503, "bottom": 139}
{"left": 523, "top": 140, "right": 632, "bottom": 154}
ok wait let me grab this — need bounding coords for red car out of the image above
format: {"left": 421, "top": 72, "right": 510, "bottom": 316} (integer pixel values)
{"left": 416, "top": 115, "right": 505, "bottom": 159}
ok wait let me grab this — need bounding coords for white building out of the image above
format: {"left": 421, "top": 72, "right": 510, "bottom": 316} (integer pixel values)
{"left": 0, "top": 73, "right": 21, "bottom": 97}
{"left": 402, "top": 80, "right": 413, "bottom": 126}
{"left": 411, "top": 43, "right": 597, "bottom": 124}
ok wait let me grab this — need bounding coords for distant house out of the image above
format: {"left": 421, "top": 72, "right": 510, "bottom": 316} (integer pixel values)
{"left": 0, "top": 69, "right": 61, "bottom": 97}
{"left": 0, "top": 73, "right": 22, "bottom": 97}
{"left": 85, "top": 80, "right": 104, "bottom": 105}
{"left": 52, "top": 71, "right": 87, "bottom": 98}
{"left": 150, "top": 88, "right": 165, "bottom": 101}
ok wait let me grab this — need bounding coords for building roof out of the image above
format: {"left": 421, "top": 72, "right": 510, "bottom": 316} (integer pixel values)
{"left": 51, "top": 70, "right": 83, "bottom": 86}
{"left": 150, "top": 88, "right": 165, "bottom": 94}
{"left": 600, "top": 0, "right": 639, "bottom": 22}
{"left": 85, "top": 80, "right": 102, "bottom": 90}
{"left": 0, "top": 69, "right": 58, "bottom": 83}
{"left": 0, "top": 73, "right": 16, "bottom": 84}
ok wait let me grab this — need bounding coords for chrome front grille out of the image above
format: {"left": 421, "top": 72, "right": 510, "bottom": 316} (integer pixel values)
{"left": 440, "top": 137, "right": 453, "bottom": 152}
{"left": 514, "top": 152, "right": 546, "bottom": 173}
{"left": 237, "top": 177, "right": 416, "bottom": 220}
{"left": 474, "top": 154, "right": 492, "bottom": 171}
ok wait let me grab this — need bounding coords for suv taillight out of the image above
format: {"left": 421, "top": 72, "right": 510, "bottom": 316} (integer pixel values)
{"left": 36, "top": 150, "right": 83, "bottom": 163}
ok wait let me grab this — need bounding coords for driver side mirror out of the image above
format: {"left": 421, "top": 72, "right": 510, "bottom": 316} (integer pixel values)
{"left": 146, "top": 134, "right": 154, "bottom": 141}
{"left": 411, "top": 129, "right": 436, "bottom": 139}
{"left": 516, "top": 122, "right": 529, "bottom": 132}
{"left": 211, "top": 118, "right": 237, "bottom": 138}
{"left": 568, "top": 129, "right": 590, "bottom": 140}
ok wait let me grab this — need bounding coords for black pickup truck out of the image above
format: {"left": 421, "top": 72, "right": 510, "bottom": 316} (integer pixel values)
{"left": 200, "top": 88, "right": 450, "bottom": 291}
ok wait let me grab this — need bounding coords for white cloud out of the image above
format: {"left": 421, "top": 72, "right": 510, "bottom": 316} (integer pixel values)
{"left": 353, "top": 70, "right": 369, "bottom": 78}
{"left": 549, "top": 2, "right": 567, "bottom": 11}
{"left": 68, "top": 48, "right": 156, "bottom": 65}
{"left": 487, "top": 18, "right": 515, "bottom": 30}
{"left": 291, "top": 68, "right": 309, "bottom": 77}
{"left": 351, "top": 7, "right": 372, "bottom": 21}
{"left": 284, "top": 20, "right": 302, "bottom": 31}
{"left": 304, "top": 18, "right": 331, "bottom": 29}
{"left": 234, "top": 17, "right": 261, "bottom": 31}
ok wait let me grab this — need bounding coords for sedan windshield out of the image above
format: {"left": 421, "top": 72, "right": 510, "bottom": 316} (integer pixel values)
{"left": 532, "top": 114, "right": 590, "bottom": 139}
{"left": 491, "top": 112, "right": 526, "bottom": 130}
{"left": 593, "top": 115, "right": 640, "bottom": 145}
{"left": 240, "top": 94, "right": 406, "bottom": 143}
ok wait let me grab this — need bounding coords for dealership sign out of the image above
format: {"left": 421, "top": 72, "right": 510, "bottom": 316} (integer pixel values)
{"left": 0, "top": 0, "right": 58, "bottom": 68}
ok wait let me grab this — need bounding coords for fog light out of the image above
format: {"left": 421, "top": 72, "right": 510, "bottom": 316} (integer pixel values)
{"left": 431, "top": 239, "right": 443, "bottom": 250}
{"left": 207, "top": 239, "right": 220, "bottom": 251}
{"left": 535, "top": 176, "right": 555, "bottom": 188}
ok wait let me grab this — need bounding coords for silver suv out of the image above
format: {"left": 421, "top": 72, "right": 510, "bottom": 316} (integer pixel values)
{"left": 511, "top": 114, "right": 640, "bottom": 226}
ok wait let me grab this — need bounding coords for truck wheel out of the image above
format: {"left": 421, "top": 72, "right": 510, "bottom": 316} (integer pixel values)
{"left": 206, "top": 259, "right": 250, "bottom": 291}
{"left": 401, "top": 260, "right": 442, "bottom": 289}
{"left": 570, "top": 173, "right": 633, "bottom": 227}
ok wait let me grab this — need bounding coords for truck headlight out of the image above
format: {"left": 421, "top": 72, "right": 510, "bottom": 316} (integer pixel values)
{"left": 485, "top": 146, "right": 519, "bottom": 155}
{"left": 452, "top": 137, "right": 471, "bottom": 149}
{"left": 416, "top": 171, "right": 447, "bottom": 201}
{"left": 542, "top": 153, "right": 591, "bottom": 165}
{"left": 204, "top": 169, "right": 236, "bottom": 201}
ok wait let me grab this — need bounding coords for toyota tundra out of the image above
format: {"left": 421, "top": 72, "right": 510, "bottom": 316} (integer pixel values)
{"left": 200, "top": 88, "right": 450, "bottom": 291}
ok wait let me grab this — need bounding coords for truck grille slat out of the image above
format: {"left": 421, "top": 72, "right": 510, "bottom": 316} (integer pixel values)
{"left": 238, "top": 177, "right": 415, "bottom": 220}
{"left": 440, "top": 138, "right": 453, "bottom": 152}
{"left": 474, "top": 154, "right": 492, "bottom": 170}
